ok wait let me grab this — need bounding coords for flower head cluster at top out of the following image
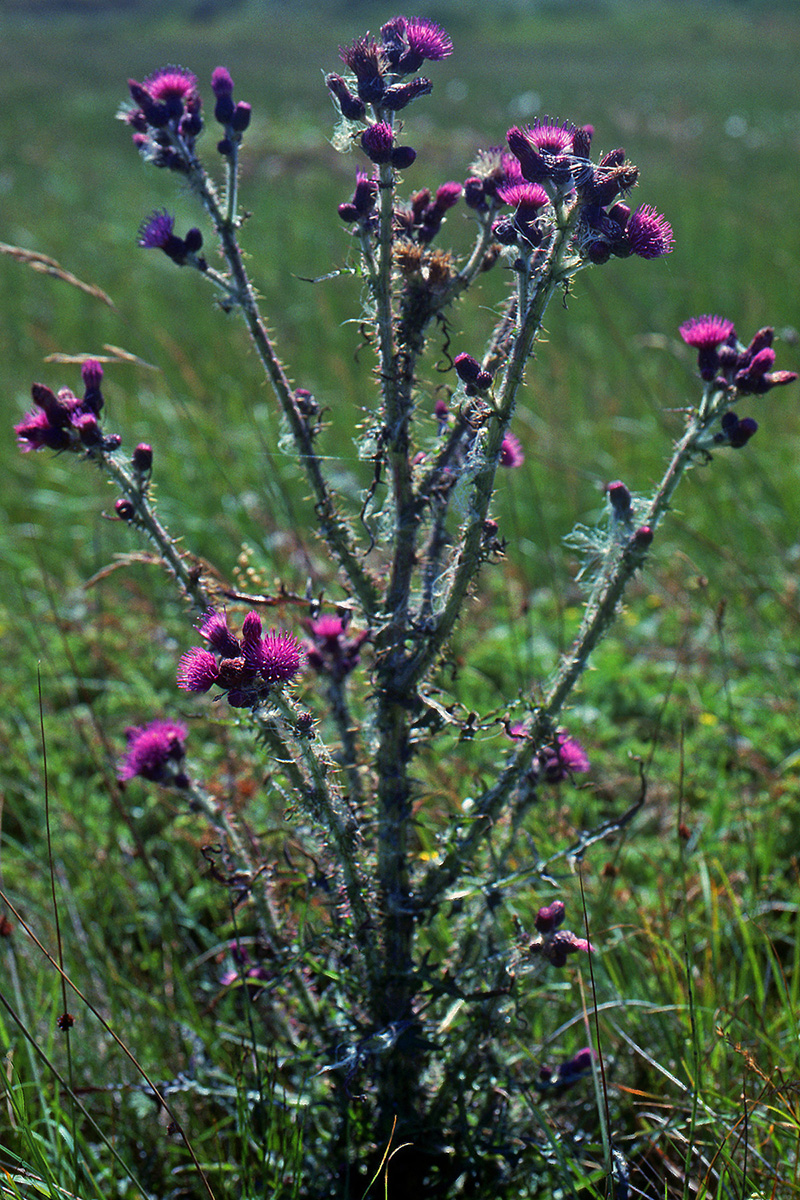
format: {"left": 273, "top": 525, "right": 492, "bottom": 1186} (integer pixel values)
{"left": 177, "top": 608, "right": 303, "bottom": 708}
{"left": 680, "top": 315, "right": 798, "bottom": 452}
{"left": 118, "top": 719, "right": 189, "bottom": 788}
{"left": 328, "top": 16, "right": 453, "bottom": 222}
{"left": 14, "top": 361, "right": 121, "bottom": 455}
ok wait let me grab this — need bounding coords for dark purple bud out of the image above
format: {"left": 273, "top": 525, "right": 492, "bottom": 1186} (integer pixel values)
{"left": 102, "top": 433, "right": 122, "bottom": 452}
{"left": 132, "top": 443, "right": 153, "bottom": 472}
{"left": 633, "top": 525, "right": 653, "bottom": 547}
{"left": 214, "top": 94, "right": 236, "bottom": 124}
{"left": 382, "top": 77, "right": 433, "bottom": 111}
{"left": 115, "top": 497, "right": 135, "bottom": 520}
{"left": 325, "top": 72, "right": 367, "bottom": 121}
{"left": 217, "top": 138, "right": 234, "bottom": 156}
{"left": 454, "top": 352, "right": 482, "bottom": 384}
{"left": 81, "top": 359, "right": 104, "bottom": 414}
{"left": 231, "top": 102, "right": 251, "bottom": 133}
{"left": 74, "top": 412, "right": 102, "bottom": 447}
{"left": 535, "top": 900, "right": 566, "bottom": 933}
{"left": 606, "top": 480, "right": 631, "bottom": 517}
{"left": 728, "top": 416, "right": 758, "bottom": 448}
{"left": 491, "top": 217, "right": 519, "bottom": 245}
{"left": 183, "top": 227, "right": 203, "bottom": 254}
{"left": 586, "top": 239, "right": 612, "bottom": 264}
{"left": 390, "top": 145, "right": 417, "bottom": 170}
{"left": 463, "top": 177, "right": 486, "bottom": 210}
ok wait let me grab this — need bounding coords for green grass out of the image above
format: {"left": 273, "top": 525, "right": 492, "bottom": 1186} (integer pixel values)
{"left": 2, "top": 1, "right": 800, "bottom": 1196}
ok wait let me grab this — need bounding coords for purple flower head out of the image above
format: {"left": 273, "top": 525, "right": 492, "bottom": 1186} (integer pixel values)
{"left": 680, "top": 314, "right": 737, "bottom": 381}
{"left": 197, "top": 608, "right": 241, "bottom": 657}
{"left": 626, "top": 204, "right": 674, "bottom": 259}
{"left": 137, "top": 211, "right": 204, "bottom": 268}
{"left": 496, "top": 181, "right": 549, "bottom": 212}
{"left": 119, "top": 719, "right": 189, "bottom": 787}
{"left": 128, "top": 66, "right": 200, "bottom": 128}
{"left": 507, "top": 123, "right": 580, "bottom": 193}
{"left": 361, "top": 121, "right": 395, "bottom": 163}
{"left": 679, "top": 314, "right": 736, "bottom": 350}
{"left": 381, "top": 16, "right": 453, "bottom": 73}
{"left": 544, "top": 930, "right": 594, "bottom": 967}
{"left": 143, "top": 66, "right": 199, "bottom": 110}
{"left": 499, "top": 432, "right": 525, "bottom": 468}
{"left": 176, "top": 647, "right": 219, "bottom": 693}
{"left": 253, "top": 629, "right": 303, "bottom": 684}
{"left": 536, "top": 732, "right": 590, "bottom": 782}
{"left": 137, "top": 209, "right": 175, "bottom": 249}
{"left": 339, "top": 35, "right": 387, "bottom": 104}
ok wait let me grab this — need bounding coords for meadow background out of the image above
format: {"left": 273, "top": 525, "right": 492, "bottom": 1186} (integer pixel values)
{"left": 2, "top": 0, "right": 800, "bottom": 1196}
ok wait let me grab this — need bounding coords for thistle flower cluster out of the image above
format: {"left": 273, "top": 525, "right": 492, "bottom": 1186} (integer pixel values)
{"left": 302, "top": 614, "right": 369, "bottom": 682}
{"left": 14, "top": 361, "right": 120, "bottom": 454}
{"left": 124, "top": 66, "right": 203, "bottom": 170}
{"left": 680, "top": 315, "right": 797, "bottom": 454}
{"left": 522, "top": 899, "right": 594, "bottom": 968}
{"left": 680, "top": 315, "right": 797, "bottom": 394}
{"left": 177, "top": 608, "right": 302, "bottom": 708}
{"left": 508, "top": 726, "right": 591, "bottom": 784}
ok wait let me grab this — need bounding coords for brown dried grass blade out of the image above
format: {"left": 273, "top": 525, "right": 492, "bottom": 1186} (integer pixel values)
{"left": 0, "top": 240, "right": 116, "bottom": 309}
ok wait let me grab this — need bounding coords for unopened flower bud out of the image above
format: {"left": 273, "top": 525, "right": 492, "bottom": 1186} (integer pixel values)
{"left": 390, "top": 144, "right": 417, "bottom": 170}
{"left": 115, "top": 497, "right": 135, "bottom": 520}
{"left": 132, "top": 443, "right": 153, "bottom": 472}
{"left": 231, "top": 102, "right": 251, "bottom": 132}
{"left": 606, "top": 480, "right": 631, "bottom": 516}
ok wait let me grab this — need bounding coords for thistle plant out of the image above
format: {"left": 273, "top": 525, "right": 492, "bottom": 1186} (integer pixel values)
{"left": 10, "top": 13, "right": 797, "bottom": 1199}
